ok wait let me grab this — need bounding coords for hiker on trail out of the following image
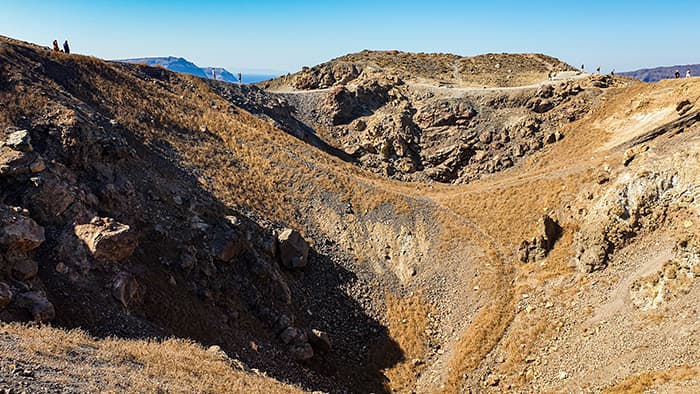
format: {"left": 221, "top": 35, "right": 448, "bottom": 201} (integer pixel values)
{"left": 212, "top": 69, "right": 216, "bottom": 80}
{"left": 611, "top": 69, "right": 615, "bottom": 76}
{"left": 687, "top": 69, "right": 692, "bottom": 78}
{"left": 596, "top": 66, "right": 601, "bottom": 75}
{"left": 581, "top": 64, "right": 585, "bottom": 71}
{"left": 52, "top": 40, "right": 60, "bottom": 52}
{"left": 675, "top": 70, "right": 681, "bottom": 78}
{"left": 63, "top": 40, "right": 70, "bottom": 54}
{"left": 237, "top": 72, "right": 242, "bottom": 85}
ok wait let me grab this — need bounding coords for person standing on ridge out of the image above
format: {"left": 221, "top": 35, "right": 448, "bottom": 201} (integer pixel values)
{"left": 687, "top": 69, "right": 692, "bottom": 78}
{"left": 52, "top": 40, "right": 60, "bottom": 52}
{"left": 675, "top": 70, "right": 681, "bottom": 78}
{"left": 581, "top": 64, "right": 585, "bottom": 71}
{"left": 63, "top": 40, "right": 70, "bottom": 54}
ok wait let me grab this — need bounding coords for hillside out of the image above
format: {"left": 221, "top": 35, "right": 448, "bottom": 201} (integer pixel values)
{"left": 259, "top": 51, "right": 612, "bottom": 184}
{"left": 621, "top": 63, "right": 700, "bottom": 82}
{"left": 2, "top": 34, "right": 700, "bottom": 394}
{"left": 262, "top": 50, "right": 578, "bottom": 90}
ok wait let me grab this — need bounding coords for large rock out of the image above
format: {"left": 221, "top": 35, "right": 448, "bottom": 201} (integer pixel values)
{"left": 112, "top": 272, "right": 145, "bottom": 309}
{"left": 277, "top": 228, "right": 309, "bottom": 269}
{"left": 279, "top": 327, "right": 314, "bottom": 361}
{"left": 289, "top": 342, "right": 314, "bottom": 361}
{"left": 0, "top": 146, "right": 37, "bottom": 176}
{"left": 210, "top": 227, "right": 245, "bottom": 262}
{"left": 0, "top": 206, "right": 45, "bottom": 252}
{"left": 0, "top": 282, "right": 12, "bottom": 309}
{"left": 16, "top": 291, "right": 55, "bottom": 323}
{"left": 12, "top": 259, "right": 39, "bottom": 281}
{"left": 5, "top": 129, "right": 33, "bottom": 152}
{"left": 518, "top": 215, "right": 562, "bottom": 263}
{"left": 414, "top": 99, "right": 476, "bottom": 129}
{"left": 306, "top": 328, "right": 331, "bottom": 354}
{"left": 74, "top": 217, "right": 138, "bottom": 262}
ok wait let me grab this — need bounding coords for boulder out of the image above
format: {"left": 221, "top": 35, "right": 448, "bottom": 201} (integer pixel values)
{"left": 5, "top": 130, "right": 32, "bottom": 152}
{"left": 0, "top": 206, "right": 45, "bottom": 252}
{"left": 210, "top": 227, "right": 245, "bottom": 262}
{"left": 0, "top": 282, "right": 12, "bottom": 309}
{"left": 16, "top": 291, "right": 55, "bottom": 323}
{"left": 112, "top": 272, "right": 145, "bottom": 309}
{"left": 279, "top": 326, "right": 315, "bottom": 360}
{"left": 12, "top": 259, "right": 38, "bottom": 281}
{"left": 280, "top": 327, "right": 306, "bottom": 345}
{"left": 414, "top": 99, "right": 476, "bottom": 129}
{"left": 277, "top": 228, "right": 309, "bottom": 269}
{"left": 289, "top": 342, "right": 314, "bottom": 361}
{"left": 306, "top": 328, "right": 331, "bottom": 353}
{"left": 74, "top": 217, "right": 138, "bottom": 262}
{"left": 527, "top": 98, "right": 555, "bottom": 113}
{"left": 0, "top": 146, "right": 36, "bottom": 176}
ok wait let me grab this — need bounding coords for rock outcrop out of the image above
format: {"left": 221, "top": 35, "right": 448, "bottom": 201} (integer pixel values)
{"left": 574, "top": 171, "right": 679, "bottom": 272}
{"left": 630, "top": 237, "right": 700, "bottom": 310}
{"left": 518, "top": 215, "right": 562, "bottom": 263}
{"left": 277, "top": 228, "right": 309, "bottom": 269}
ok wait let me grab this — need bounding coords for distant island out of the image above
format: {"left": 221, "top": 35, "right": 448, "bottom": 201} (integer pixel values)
{"left": 620, "top": 63, "right": 700, "bottom": 82}
{"left": 115, "top": 56, "right": 278, "bottom": 84}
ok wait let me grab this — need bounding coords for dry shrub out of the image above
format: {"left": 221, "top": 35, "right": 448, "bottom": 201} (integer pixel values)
{"left": 605, "top": 365, "right": 700, "bottom": 393}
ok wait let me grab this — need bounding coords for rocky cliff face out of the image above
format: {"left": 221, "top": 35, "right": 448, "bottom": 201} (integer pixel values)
{"left": 272, "top": 68, "right": 617, "bottom": 183}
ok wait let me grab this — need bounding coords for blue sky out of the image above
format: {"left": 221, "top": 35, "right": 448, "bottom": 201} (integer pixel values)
{"left": 2, "top": 1, "right": 700, "bottom": 74}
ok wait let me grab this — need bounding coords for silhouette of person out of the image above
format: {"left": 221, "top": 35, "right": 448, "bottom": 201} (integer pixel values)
{"left": 581, "top": 64, "right": 585, "bottom": 71}
{"left": 611, "top": 69, "right": 615, "bottom": 76}
{"left": 687, "top": 69, "right": 692, "bottom": 78}
{"left": 52, "top": 40, "right": 60, "bottom": 52}
{"left": 237, "top": 72, "right": 242, "bottom": 85}
{"left": 596, "top": 66, "right": 601, "bottom": 75}
{"left": 63, "top": 40, "right": 70, "bottom": 54}
{"left": 675, "top": 70, "right": 681, "bottom": 78}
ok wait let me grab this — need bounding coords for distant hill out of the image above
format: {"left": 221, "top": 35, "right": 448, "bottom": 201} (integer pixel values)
{"left": 118, "top": 57, "right": 209, "bottom": 79}
{"left": 116, "top": 57, "right": 277, "bottom": 84}
{"left": 620, "top": 64, "right": 700, "bottom": 82}
{"left": 262, "top": 50, "right": 577, "bottom": 90}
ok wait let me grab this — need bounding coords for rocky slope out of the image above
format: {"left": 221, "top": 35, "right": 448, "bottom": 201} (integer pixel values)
{"left": 2, "top": 35, "right": 700, "bottom": 394}
{"left": 261, "top": 51, "right": 617, "bottom": 184}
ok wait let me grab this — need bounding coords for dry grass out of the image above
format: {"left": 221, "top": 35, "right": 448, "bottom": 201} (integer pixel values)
{"left": 441, "top": 249, "right": 515, "bottom": 393}
{"left": 0, "top": 323, "right": 305, "bottom": 393}
{"left": 604, "top": 365, "right": 700, "bottom": 393}
{"left": 383, "top": 292, "right": 433, "bottom": 393}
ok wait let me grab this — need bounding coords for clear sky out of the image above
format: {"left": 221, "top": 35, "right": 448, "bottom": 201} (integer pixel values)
{"left": 2, "top": 0, "right": 700, "bottom": 74}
